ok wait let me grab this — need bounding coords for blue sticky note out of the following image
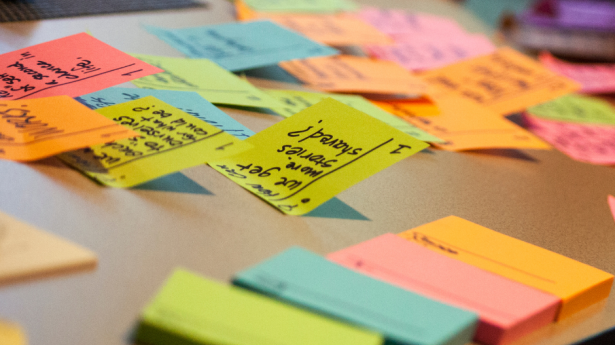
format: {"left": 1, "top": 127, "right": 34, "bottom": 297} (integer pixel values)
{"left": 131, "top": 172, "right": 213, "bottom": 195}
{"left": 233, "top": 247, "right": 479, "bottom": 345}
{"left": 75, "top": 88, "right": 254, "bottom": 139}
{"left": 144, "top": 21, "right": 339, "bottom": 71}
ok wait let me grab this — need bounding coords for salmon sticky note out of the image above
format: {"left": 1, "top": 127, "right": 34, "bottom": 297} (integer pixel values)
{"left": 0, "top": 96, "right": 137, "bottom": 162}
{"left": 399, "top": 216, "right": 615, "bottom": 321}
{"left": 210, "top": 98, "right": 428, "bottom": 215}
{"left": 0, "top": 33, "right": 162, "bottom": 100}
{"left": 0, "top": 321, "right": 26, "bottom": 345}
{"left": 58, "top": 96, "right": 251, "bottom": 188}
{"left": 527, "top": 94, "right": 615, "bottom": 126}
{"left": 540, "top": 52, "right": 615, "bottom": 94}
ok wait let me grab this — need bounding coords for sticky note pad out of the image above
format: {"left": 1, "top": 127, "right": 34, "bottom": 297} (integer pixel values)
{"left": 144, "top": 21, "right": 338, "bottom": 72}
{"left": 135, "top": 268, "right": 383, "bottom": 345}
{"left": 527, "top": 94, "right": 615, "bottom": 126}
{"left": 0, "top": 210, "right": 97, "bottom": 285}
{"left": 58, "top": 96, "right": 251, "bottom": 188}
{"left": 242, "top": 0, "right": 357, "bottom": 13}
{"left": 0, "top": 33, "right": 162, "bottom": 100}
{"left": 233, "top": 247, "right": 478, "bottom": 345}
{"left": 328, "top": 234, "right": 561, "bottom": 345}
{"left": 209, "top": 98, "right": 428, "bottom": 215}
{"left": 0, "top": 96, "right": 137, "bottom": 161}
{"left": 0, "top": 321, "right": 25, "bottom": 345}
{"left": 398, "top": 216, "right": 615, "bottom": 321}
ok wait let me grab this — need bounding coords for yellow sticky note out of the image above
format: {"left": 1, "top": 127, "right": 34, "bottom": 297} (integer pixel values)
{"left": 0, "top": 96, "right": 137, "bottom": 162}
{"left": 130, "top": 54, "right": 283, "bottom": 110}
{"left": 419, "top": 47, "right": 581, "bottom": 115}
{"left": 0, "top": 321, "right": 26, "bottom": 345}
{"left": 398, "top": 216, "right": 614, "bottom": 320}
{"left": 58, "top": 97, "right": 251, "bottom": 188}
{"left": 209, "top": 98, "right": 428, "bottom": 215}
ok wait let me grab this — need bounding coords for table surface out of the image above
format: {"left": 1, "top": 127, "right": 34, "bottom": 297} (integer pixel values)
{"left": 0, "top": 1, "right": 614, "bottom": 345}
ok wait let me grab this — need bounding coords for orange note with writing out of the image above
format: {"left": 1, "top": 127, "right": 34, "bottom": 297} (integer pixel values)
{"left": 370, "top": 96, "right": 440, "bottom": 117}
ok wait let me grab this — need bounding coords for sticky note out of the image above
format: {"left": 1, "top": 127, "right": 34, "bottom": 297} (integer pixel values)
{"left": 398, "top": 216, "right": 615, "bottom": 321}
{"left": 135, "top": 268, "right": 383, "bottom": 345}
{"left": 527, "top": 94, "right": 615, "bottom": 126}
{"left": 0, "top": 209, "right": 97, "bottom": 285}
{"left": 0, "top": 321, "right": 26, "bottom": 345}
{"left": 144, "top": 21, "right": 338, "bottom": 72}
{"left": 242, "top": 0, "right": 357, "bottom": 13}
{"left": 0, "top": 33, "right": 162, "bottom": 100}
{"left": 233, "top": 247, "right": 478, "bottom": 345}
{"left": 263, "top": 88, "right": 443, "bottom": 142}
{"left": 419, "top": 47, "right": 581, "bottom": 115}
{"left": 76, "top": 87, "right": 255, "bottom": 139}
{"left": 355, "top": 7, "right": 467, "bottom": 37}
{"left": 328, "top": 233, "right": 561, "bottom": 345}
{"left": 130, "top": 54, "right": 283, "bottom": 110}
{"left": 58, "top": 96, "right": 251, "bottom": 188}
{"left": 539, "top": 52, "right": 615, "bottom": 94}
{"left": 370, "top": 97, "right": 441, "bottom": 117}
{"left": 0, "top": 96, "right": 137, "bottom": 162}
{"left": 279, "top": 55, "right": 427, "bottom": 96}
{"left": 609, "top": 195, "right": 615, "bottom": 223}
{"left": 524, "top": 114, "right": 615, "bottom": 165}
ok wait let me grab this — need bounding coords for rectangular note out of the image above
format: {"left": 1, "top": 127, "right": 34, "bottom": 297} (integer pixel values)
{"left": 242, "top": 0, "right": 357, "bottom": 13}
{"left": 0, "top": 96, "right": 137, "bottom": 161}
{"left": 527, "top": 94, "right": 615, "bottom": 126}
{"left": 209, "top": 98, "right": 428, "bottom": 215}
{"left": 328, "top": 233, "right": 561, "bottom": 345}
{"left": 0, "top": 33, "right": 162, "bottom": 100}
{"left": 135, "top": 269, "right": 383, "bottom": 345}
{"left": 233, "top": 247, "right": 478, "bottom": 345}
{"left": 398, "top": 216, "right": 614, "bottom": 320}
{"left": 58, "top": 96, "right": 251, "bottom": 188}
{"left": 539, "top": 52, "right": 615, "bottom": 94}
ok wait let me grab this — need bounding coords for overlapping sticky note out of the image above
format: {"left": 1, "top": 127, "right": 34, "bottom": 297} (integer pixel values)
{"left": 0, "top": 210, "right": 97, "bottom": 285}
{"left": 76, "top": 88, "right": 255, "bottom": 139}
{"left": 0, "top": 321, "right": 25, "bottom": 345}
{"left": 209, "top": 98, "right": 428, "bottom": 215}
{"left": 370, "top": 97, "right": 441, "bottom": 117}
{"left": 233, "top": 247, "right": 478, "bottom": 345}
{"left": 540, "top": 51, "right": 615, "bottom": 94}
{"left": 58, "top": 96, "right": 251, "bottom": 188}
{"left": 0, "top": 96, "right": 138, "bottom": 161}
{"left": 279, "top": 55, "right": 427, "bottom": 96}
{"left": 0, "top": 33, "right": 162, "bottom": 100}
{"left": 241, "top": 0, "right": 357, "bottom": 13}
{"left": 144, "top": 21, "right": 338, "bottom": 72}
{"left": 355, "top": 7, "right": 467, "bottom": 37}
{"left": 527, "top": 94, "right": 615, "bottom": 126}
{"left": 135, "top": 269, "right": 382, "bottom": 345}
{"left": 398, "top": 216, "right": 615, "bottom": 321}
{"left": 130, "top": 54, "right": 283, "bottom": 110}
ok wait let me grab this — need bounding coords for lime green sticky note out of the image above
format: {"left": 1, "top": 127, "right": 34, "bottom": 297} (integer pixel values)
{"left": 58, "top": 96, "right": 251, "bottom": 188}
{"left": 528, "top": 94, "right": 615, "bottom": 126}
{"left": 130, "top": 54, "right": 284, "bottom": 111}
{"left": 209, "top": 98, "right": 429, "bottom": 215}
{"left": 243, "top": 0, "right": 358, "bottom": 12}
{"left": 264, "top": 88, "right": 444, "bottom": 143}
{"left": 135, "top": 269, "right": 383, "bottom": 345}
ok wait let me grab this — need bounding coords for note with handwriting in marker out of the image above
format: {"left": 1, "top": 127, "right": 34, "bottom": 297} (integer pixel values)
{"left": 144, "top": 21, "right": 338, "bottom": 72}
{"left": 242, "top": 0, "right": 357, "bottom": 13}
{"left": 0, "top": 33, "right": 162, "bottom": 100}
{"left": 210, "top": 98, "right": 428, "bottom": 215}
{"left": 539, "top": 52, "right": 615, "bottom": 94}
{"left": 0, "top": 96, "right": 137, "bottom": 162}
{"left": 76, "top": 88, "right": 255, "bottom": 139}
{"left": 279, "top": 55, "right": 427, "bottom": 96}
{"left": 0, "top": 321, "right": 26, "bottom": 345}
{"left": 419, "top": 47, "right": 581, "bottom": 115}
{"left": 0, "top": 210, "right": 97, "bottom": 286}
{"left": 527, "top": 94, "right": 615, "bottom": 126}
{"left": 609, "top": 195, "right": 615, "bottom": 223}
{"left": 130, "top": 54, "right": 283, "bottom": 110}
{"left": 58, "top": 97, "right": 251, "bottom": 188}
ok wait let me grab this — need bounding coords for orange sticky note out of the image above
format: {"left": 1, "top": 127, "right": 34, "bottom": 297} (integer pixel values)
{"left": 279, "top": 55, "right": 427, "bottom": 96}
{"left": 370, "top": 96, "right": 441, "bottom": 117}
{"left": 0, "top": 33, "right": 163, "bottom": 100}
{"left": 235, "top": 0, "right": 260, "bottom": 20}
{"left": 419, "top": 47, "right": 581, "bottom": 115}
{"left": 0, "top": 96, "right": 137, "bottom": 161}
{"left": 609, "top": 195, "right": 615, "bottom": 223}
{"left": 398, "top": 216, "right": 615, "bottom": 321}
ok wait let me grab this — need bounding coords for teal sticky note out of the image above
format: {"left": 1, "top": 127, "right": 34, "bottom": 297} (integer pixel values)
{"left": 233, "top": 247, "right": 479, "bottom": 345}
{"left": 144, "top": 21, "right": 338, "bottom": 71}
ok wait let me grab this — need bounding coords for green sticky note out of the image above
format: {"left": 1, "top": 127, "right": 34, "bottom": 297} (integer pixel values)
{"left": 528, "top": 94, "right": 615, "bottom": 126}
{"left": 135, "top": 269, "right": 383, "bottom": 345}
{"left": 243, "top": 0, "right": 357, "bottom": 13}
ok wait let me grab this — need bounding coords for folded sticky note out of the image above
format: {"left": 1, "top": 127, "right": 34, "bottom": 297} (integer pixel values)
{"left": 527, "top": 94, "right": 615, "bottom": 126}
{"left": 0, "top": 320, "right": 26, "bottom": 345}
{"left": 398, "top": 216, "right": 614, "bottom": 320}
{"left": 135, "top": 268, "right": 383, "bottom": 345}
{"left": 328, "top": 233, "right": 561, "bottom": 345}
{"left": 233, "top": 247, "right": 478, "bottom": 345}
{"left": 58, "top": 96, "right": 251, "bottom": 188}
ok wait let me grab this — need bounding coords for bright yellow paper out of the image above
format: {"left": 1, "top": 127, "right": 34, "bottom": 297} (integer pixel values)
{"left": 419, "top": 47, "right": 581, "bottom": 115}
{"left": 130, "top": 54, "right": 283, "bottom": 110}
{"left": 0, "top": 321, "right": 26, "bottom": 345}
{"left": 209, "top": 98, "right": 428, "bottom": 215}
{"left": 58, "top": 97, "right": 251, "bottom": 188}
{"left": 0, "top": 96, "right": 137, "bottom": 162}
{"left": 370, "top": 97, "right": 441, "bottom": 117}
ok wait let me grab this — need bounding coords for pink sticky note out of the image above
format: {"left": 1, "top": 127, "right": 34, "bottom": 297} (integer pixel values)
{"left": 524, "top": 114, "right": 615, "bottom": 165}
{"left": 328, "top": 234, "right": 560, "bottom": 345}
{"left": 355, "top": 7, "right": 467, "bottom": 38}
{"left": 539, "top": 52, "right": 615, "bottom": 94}
{"left": 609, "top": 195, "right": 615, "bottom": 223}
{"left": 0, "top": 33, "right": 163, "bottom": 100}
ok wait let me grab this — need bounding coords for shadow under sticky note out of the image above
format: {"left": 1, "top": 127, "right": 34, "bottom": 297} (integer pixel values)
{"left": 131, "top": 173, "right": 212, "bottom": 195}
{"left": 303, "top": 197, "right": 368, "bottom": 220}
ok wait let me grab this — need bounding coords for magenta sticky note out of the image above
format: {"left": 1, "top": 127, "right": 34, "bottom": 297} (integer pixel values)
{"left": 327, "top": 233, "right": 560, "bottom": 345}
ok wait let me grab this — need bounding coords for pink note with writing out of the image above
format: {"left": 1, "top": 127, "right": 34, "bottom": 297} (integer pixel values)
{"left": 609, "top": 195, "right": 615, "bottom": 223}
{"left": 355, "top": 7, "right": 467, "bottom": 38}
{"left": 524, "top": 114, "right": 615, "bottom": 165}
{"left": 539, "top": 52, "right": 615, "bottom": 94}
{"left": 328, "top": 234, "right": 560, "bottom": 345}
